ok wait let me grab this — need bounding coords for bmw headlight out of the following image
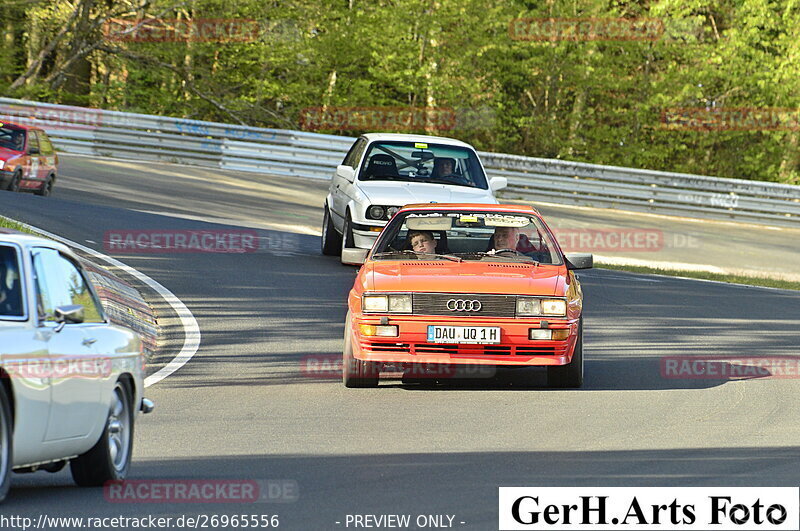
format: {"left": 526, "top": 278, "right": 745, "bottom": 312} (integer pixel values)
{"left": 366, "top": 205, "right": 399, "bottom": 221}
{"left": 362, "top": 293, "right": 412, "bottom": 314}
{"left": 516, "top": 297, "right": 567, "bottom": 317}
{"left": 367, "top": 205, "right": 386, "bottom": 220}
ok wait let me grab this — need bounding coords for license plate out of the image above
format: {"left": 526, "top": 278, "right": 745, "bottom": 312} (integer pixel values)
{"left": 427, "top": 325, "right": 501, "bottom": 344}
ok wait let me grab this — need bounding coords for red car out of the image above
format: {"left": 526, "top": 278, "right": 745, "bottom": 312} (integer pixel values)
{"left": 341, "top": 203, "right": 593, "bottom": 388}
{"left": 0, "top": 121, "right": 58, "bottom": 196}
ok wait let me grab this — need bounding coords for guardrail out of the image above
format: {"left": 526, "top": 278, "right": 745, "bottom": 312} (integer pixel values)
{"left": 2, "top": 97, "right": 799, "bottom": 228}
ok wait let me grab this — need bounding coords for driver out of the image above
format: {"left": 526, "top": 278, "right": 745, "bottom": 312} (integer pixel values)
{"left": 433, "top": 157, "right": 457, "bottom": 179}
{"left": 491, "top": 226, "right": 520, "bottom": 252}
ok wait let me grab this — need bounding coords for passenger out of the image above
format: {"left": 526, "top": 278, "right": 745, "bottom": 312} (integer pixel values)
{"left": 408, "top": 230, "right": 437, "bottom": 254}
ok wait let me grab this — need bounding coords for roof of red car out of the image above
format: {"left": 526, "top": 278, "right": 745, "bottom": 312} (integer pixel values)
{"left": 398, "top": 203, "right": 541, "bottom": 215}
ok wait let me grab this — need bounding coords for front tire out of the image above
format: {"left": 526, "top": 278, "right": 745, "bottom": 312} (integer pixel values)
{"left": 339, "top": 214, "right": 355, "bottom": 264}
{"left": 0, "top": 384, "right": 12, "bottom": 503}
{"left": 547, "top": 319, "right": 584, "bottom": 389}
{"left": 6, "top": 171, "right": 21, "bottom": 192}
{"left": 321, "top": 204, "right": 342, "bottom": 256}
{"left": 342, "top": 312, "right": 379, "bottom": 388}
{"left": 35, "top": 175, "right": 54, "bottom": 197}
{"left": 70, "top": 380, "right": 134, "bottom": 486}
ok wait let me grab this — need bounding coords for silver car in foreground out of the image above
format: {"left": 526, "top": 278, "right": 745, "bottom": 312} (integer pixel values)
{"left": 0, "top": 231, "right": 153, "bottom": 502}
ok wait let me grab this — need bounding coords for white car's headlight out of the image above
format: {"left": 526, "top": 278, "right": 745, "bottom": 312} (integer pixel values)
{"left": 362, "top": 293, "right": 412, "bottom": 313}
{"left": 516, "top": 297, "right": 567, "bottom": 317}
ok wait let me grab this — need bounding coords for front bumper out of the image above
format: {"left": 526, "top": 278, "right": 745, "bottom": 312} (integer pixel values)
{"left": 351, "top": 315, "right": 579, "bottom": 367}
{"left": 351, "top": 221, "right": 385, "bottom": 249}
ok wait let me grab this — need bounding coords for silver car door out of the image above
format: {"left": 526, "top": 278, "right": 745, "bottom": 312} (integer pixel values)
{"left": 31, "top": 247, "right": 100, "bottom": 441}
{"left": 0, "top": 243, "right": 52, "bottom": 465}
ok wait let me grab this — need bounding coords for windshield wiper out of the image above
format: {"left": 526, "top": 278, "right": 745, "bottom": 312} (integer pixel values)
{"left": 373, "top": 250, "right": 462, "bottom": 262}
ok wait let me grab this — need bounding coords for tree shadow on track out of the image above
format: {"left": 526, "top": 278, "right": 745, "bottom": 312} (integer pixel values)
{"left": 8, "top": 448, "right": 800, "bottom": 529}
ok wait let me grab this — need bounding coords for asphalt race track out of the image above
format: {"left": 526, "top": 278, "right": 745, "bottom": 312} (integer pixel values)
{"left": 1, "top": 155, "right": 799, "bottom": 529}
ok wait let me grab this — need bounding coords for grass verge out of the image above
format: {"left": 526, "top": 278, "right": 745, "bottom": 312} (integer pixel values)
{"left": 0, "top": 215, "right": 37, "bottom": 235}
{"left": 597, "top": 262, "right": 800, "bottom": 291}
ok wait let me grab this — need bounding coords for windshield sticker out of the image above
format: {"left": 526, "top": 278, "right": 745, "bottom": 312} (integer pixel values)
{"left": 406, "top": 217, "right": 453, "bottom": 230}
{"left": 414, "top": 142, "right": 428, "bottom": 149}
{"left": 459, "top": 215, "right": 479, "bottom": 223}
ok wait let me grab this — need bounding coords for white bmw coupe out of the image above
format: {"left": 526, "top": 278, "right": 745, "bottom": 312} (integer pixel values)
{"left": 322, "top": 133, "right": 507, "bottom": 263}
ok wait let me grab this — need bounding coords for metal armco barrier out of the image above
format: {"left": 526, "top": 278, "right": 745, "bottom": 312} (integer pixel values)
{"left": 2, "top": 97, "right": 799, "bottom": 228}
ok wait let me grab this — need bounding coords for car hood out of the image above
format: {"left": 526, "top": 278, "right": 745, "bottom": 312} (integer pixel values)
{"left": 358, "top": 181, "right": 496, "bottom": 206}
{"left": 0, "top": 147, "right": 23, "bottom": 161}
{"left": 367, "top": 261, "right": 565, "bottom": 296}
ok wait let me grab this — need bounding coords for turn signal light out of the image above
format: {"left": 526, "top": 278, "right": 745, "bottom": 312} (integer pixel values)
{"left": 360, "top": 324, "right": 399, "bottom": 337}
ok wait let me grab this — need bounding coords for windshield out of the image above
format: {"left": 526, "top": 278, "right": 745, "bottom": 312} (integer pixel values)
{"left": 372, "top": 210, "right": 562, "bottom": 264}
{"left": 358, "top": 141, "right": 488, "bottom": 189}
{"left": 0, "top": 125, "right": 26, "bottom": 152}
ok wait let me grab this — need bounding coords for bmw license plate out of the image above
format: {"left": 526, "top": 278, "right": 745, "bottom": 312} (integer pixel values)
{"left": 427, "top": 325, "right": 500, "bottom": 344}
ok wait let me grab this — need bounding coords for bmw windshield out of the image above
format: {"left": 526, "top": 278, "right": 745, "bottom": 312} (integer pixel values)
{"left": 358, "top": 141, "right": 488, "bottom": 189}
{"left": 372, "top": 210, "right": 563, "bottom": 265}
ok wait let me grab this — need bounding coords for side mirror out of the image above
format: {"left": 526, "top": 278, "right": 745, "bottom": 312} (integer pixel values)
{"left": 29, "top": 147, "right": 40, "bottom": 155}
{"left": 336, "top": 165, "right": 356, "bottom": 183}
{"left": 565, "top": 253, "right": 593, "bottom": 270}
{"left": 341, "top": 248, "right": 368, "bottom": 266}
{"left": 53, "top": 304, "right": 84, "bottom": 331}
{"left": 489, "top": 176, "right": 508, "bottom": 192}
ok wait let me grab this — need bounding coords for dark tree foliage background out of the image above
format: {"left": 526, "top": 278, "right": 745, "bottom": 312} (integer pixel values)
{"left": 1, "top": 0, "right": 798, "bottom": 184}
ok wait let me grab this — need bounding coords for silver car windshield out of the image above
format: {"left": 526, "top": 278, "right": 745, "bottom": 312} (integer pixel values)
{"left": 358, "top": 141, "right": 488, "bottom": 189}
{"left": 373, "top": 211, "right": 563, "bottom": 265}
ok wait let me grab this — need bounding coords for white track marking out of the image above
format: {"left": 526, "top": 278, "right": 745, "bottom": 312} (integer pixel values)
{"left": 2, "top": 216, "right": 201, "bottom": 387}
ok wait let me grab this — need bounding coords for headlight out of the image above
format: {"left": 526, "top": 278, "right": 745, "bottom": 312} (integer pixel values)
{"left": 388, "top": 294, "right": 412, "bottom": 313}
{"left": 386, "top": 206, "right": 399, "bottom": 218}
{"left": 0, "top": 160, "right": 5, "bottom": 170}
{"left": 363, "top": 295, "right": 388, "bottom": 312}
{"left": 362, "top": 293, "right": 412, "bottom": 313}
{"left": 516, "top": 297, "right": 567, "bottom": 316}
{"left": 367, "top": 205, "right": 386, "bottom": 220}
{"left": 516, "top": 297, "right": 542, "bottom": 316}
{"left": 541, "top": 299, "right": 567, "bottom": 316}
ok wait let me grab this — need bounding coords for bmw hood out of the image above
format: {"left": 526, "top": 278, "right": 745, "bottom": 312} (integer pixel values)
{"left": 358, "top": 181, "right": 496, "bottom": 207}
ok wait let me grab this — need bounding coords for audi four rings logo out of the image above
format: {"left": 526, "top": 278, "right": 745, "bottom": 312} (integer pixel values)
{"left": 446, "top": 299, "right": 482, "bottom": 311}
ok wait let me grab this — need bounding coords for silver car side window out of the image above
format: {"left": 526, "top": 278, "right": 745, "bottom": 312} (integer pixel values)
{"left": 0, "top": 245, "right": 24, "bottom": 318}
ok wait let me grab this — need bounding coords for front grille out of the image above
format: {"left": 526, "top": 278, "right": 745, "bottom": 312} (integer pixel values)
{"left": 413, "top": 293, "right": 516, "bottom": 317}
{"left": 362, "top": 341, "right": 562, "bottom": 356}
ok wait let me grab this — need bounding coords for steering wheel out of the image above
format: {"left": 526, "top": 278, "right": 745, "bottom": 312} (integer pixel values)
{"left": 492, "top": 248, "right": 524, "bottom": 256}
